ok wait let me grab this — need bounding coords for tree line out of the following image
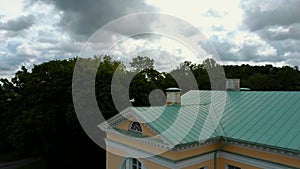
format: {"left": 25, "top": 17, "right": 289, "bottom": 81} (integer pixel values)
{"left": 0, "top": 55, "right": 299, "bottom": 168}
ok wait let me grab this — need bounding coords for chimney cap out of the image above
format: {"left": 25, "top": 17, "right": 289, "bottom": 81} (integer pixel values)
{"left": 166, "top": 87, "right": 181, "bottom": 92}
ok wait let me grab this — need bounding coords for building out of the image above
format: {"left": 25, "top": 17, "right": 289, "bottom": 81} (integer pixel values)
{"left": 100, "top": 88, "right": 300, "bottom": 169}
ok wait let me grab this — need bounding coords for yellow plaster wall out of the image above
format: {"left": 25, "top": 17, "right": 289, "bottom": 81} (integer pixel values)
{"left": 115, "top": 120, "right": 131, "bottom": 131}
{"left": 106, "top": 145, "right": 170, "bottom": 169}
{"left": 107, "top": 133, "right": 175, "bottom": 159}
{"left": 223, "top": 144, "right": 300, "bottom": 168}
{"left": 171, "top": 142, "right": 220, "bottom": 160}
{"left": 140, "top": 158, "right": 170, "bottom": 169}
{"left": 107, "top": 132, "right": 300, "bottom": 168}
{"left": 181, "top": 159, "right": 214, "bottom": 169}
{"left": 219, "top": 157, "right": 261, "bottom": 169}
{"left": 107, "top": 133, "right": 221, "bottom": 161}
{"left": 107, "top": 150, "right": 124, "bottom": 169}
{"left": 107, "top": 145, "right": 128, "bottom": 157}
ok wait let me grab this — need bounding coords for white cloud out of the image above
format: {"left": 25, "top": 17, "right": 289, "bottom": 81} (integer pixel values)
{"left": 0, "top": 0, "right": 23, "bottom": 21}
{"left": 0, "top": 0, "right": 300, "bottom": 78}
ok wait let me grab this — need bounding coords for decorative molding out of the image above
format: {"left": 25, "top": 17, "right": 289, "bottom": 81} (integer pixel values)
{"left": 105, "top": 127, "right": 220, "bottom": 152}
{"left": 103, "top": 126, "right": 300, "bottom": 161}
{"left": 107, "top": 138, "right": 300, "bottom": 169}
{"left": 105, "top": 138, "right": 215, "bottom": 169}
{"left": 172, "top": 139, "right": 218, "bottom": 152}
{"left": 105, "top": 129, "right": 171, "bottom": 149}
{"left": 100, "top": 107, "right": 300, "bottom": 161}
{"left": 228, "top": 140, "right": 300, "bottom": 160}
{"left": 99, "top": 107, "right": 174, "bottom": 147}
{"left": 105, "top": 138, "right": 174, "bottom": 167}
{"left": 219, "top": 151, "right": 297, "bottom": 169}
{"left": 174, "top": 153, "right": 213, "bottom": 168}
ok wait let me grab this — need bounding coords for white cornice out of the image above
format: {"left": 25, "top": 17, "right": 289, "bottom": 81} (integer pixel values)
{"left": 219, "top": 151, "right": 297, "bottom": 169}
{"left": 104, "top": 128, "right": 171, "bottom": 149}
{"left": 105, "top": 138, "right": 214, "bottom": 169}
{"left": 106, "top": 139, "right": 299, "bottom": 169}
{"left": 104, "top": 127, "right": 300, "bottom": 160}
{"left": 228, "top": 140, "right": 300, "bottom": 160}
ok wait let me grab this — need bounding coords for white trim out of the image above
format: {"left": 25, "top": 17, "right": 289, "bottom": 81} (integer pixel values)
{"left": 104, "top": 127, "right": 218, "bottom": 152}
{"left": 172, "top": 139, "right": 218, "bottom": 152}
{"left": 119, "top": 157, "right": 146, "bottom": 169}
{"left": 227, "top": 141, "right": 300, "bottom": 159}
{"left": 128, "top": 121, "right": 142, "bottom": 133}
{"left": 99, "top": 108, "right": 174, "bottom": 147}
{"left": 105, "top": 139, "right": 215, "bottom": 169}
{"left": 219, "top": 151, "right": 295, "bottom": 169}
{"left": 106, "top": 138, "right": 174, "bottom": 167}
{"left": 106, "top": 139, "right": 298, "bottom": 169}
{"left": 174, "top": 153, "right": 213, "bottom": 168}
{"left": 104, "top": 129, "right": 171, "bottom": 149}
{"left": 147, "top": 153, "right": 214, "bottom": 169}
{"left": 106, "top": 139, "right": 156, "bottom": 158}
{"left": 225, "top": 164, "right": 240, "bottom": 169}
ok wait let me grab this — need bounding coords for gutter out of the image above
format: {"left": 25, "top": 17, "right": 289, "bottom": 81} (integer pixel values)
{"left": 214, "top": 137, "right": 228, "bottom": 169}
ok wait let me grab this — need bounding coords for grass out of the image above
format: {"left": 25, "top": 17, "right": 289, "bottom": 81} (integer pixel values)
{"left": 0, "top": 151, "right": 25, "bottom": 162}
{"left": 16, "top": 159, "right": 47, "bottom": 169}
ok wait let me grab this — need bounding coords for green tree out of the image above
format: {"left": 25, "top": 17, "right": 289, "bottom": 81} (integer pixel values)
{"left": 202, "top": 58, "right": 226, "bottom": 90}
{"left": 0, "top": 78, "right": 20, "bottom": 152}
{"left": 276, "top": 66, "right": 300, "bottom": 90}
{"left": 129, "top": 56, "right": 154, "bottom": 72}
{"left": 248, "top": 73, "right": 281, "bottom": 91}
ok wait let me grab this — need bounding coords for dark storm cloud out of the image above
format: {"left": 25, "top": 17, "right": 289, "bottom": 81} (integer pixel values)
{"left": 241, "top": 0, "right": 300, "bottom": 32}
{"left": 0, "top": 54, "right": 31, "bottom": 72}
{"left": 200, "top": 34, "right": 280, "bottom": 63}
{"left": 270, "top": 39, "right": 300, "bottom": 55}
{"left": 0, "top": 15, "right": 35, "bottom": 31}
{"left": 199, "top": 34, "right": 236, "bottom": 61}
{"left": 34, "top": 0, "right": 156, "bottom": 41}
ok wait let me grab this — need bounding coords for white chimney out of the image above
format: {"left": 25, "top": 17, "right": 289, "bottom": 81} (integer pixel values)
{"left": 226, "top": 79, "right": 240, "bottom": 91}
{"left": 166, "top": 88, "right": 181, "bottom": 105}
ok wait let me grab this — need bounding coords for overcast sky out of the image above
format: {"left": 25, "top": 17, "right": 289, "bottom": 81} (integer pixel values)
{"left": 1, "top": 0, "right": 300, "bottom": 78}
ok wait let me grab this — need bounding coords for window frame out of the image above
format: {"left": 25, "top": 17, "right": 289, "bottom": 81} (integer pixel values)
{"left": 128, "top": 121, "right": 142, "bottom": 133}
{"left": 226, "top": 164, "right": 241, "bottom": 169}
{"left": 199, "top": 167, "right": 208, "bottom": 169}
{"left": 121, "top": 158, "right": 145, "bottom": 169}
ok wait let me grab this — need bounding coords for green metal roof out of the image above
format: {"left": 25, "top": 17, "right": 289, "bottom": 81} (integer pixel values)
{"left": 109, "top": 90, "right": 300, "bottom": 153}
{"left": 133, "top": 105, "right": 217, "bottom": 146}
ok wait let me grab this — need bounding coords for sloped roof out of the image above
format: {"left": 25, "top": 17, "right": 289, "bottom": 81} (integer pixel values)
{"left": 101, "top": 90, "right": 300, "bottom": 153}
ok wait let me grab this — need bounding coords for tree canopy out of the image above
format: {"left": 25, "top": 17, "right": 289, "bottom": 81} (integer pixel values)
{"left": 0, "top": 56, "right": 299, "bottom": 168}
{"left": 129, "top": 55, "right": 154, "bottom": 72}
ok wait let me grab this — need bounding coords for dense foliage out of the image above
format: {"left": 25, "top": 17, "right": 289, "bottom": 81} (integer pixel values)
{"left": 0, "top": 56, "right": 299, "bottom": 168}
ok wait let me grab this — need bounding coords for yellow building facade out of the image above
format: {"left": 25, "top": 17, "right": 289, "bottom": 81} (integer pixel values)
{"left": 100, "top": 90, "right": 300, "bottom": 169}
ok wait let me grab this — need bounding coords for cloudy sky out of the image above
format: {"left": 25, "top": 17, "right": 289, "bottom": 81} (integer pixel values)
{"left": 1, "top": 0, "right": 300, "bottom": 78}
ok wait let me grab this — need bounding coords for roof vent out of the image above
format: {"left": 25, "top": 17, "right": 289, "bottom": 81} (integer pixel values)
{"left": 166, "top": 87, "right": 181, "bottom": 106}
{"left": 226, "top": 79, "right": 240, "bottom": 91}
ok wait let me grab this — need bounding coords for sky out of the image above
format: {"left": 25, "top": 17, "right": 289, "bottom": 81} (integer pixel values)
{"left": 1, "top": 0, "right": 300, "bottom": 78}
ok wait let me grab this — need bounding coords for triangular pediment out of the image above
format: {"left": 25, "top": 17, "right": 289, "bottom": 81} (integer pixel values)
{"left": 98, "top": 107, "right": 172, "bottom": 147}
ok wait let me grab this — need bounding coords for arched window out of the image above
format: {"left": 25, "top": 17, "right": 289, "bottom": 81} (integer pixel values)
{"left": 129, "top": 122, "right": 142, "bottom": 133}
{"left": 121, "top": 158, "right": 145, "bottom": 169}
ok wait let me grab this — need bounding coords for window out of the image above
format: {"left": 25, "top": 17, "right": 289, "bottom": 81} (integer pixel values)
{"left": 129, "top": 122, "right": 142, "bottom": 133}
{"left": 122, "top": 158, "right": 145, "bottom": 169}
{"left": 227, "top": 164, "right": 241, "bottom": 169}
{"left": 132, "top": 158, "right": 142, "bottom": 169}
